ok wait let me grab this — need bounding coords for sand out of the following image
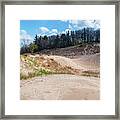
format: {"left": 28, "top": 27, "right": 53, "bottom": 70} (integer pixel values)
{"left": 20, "top": 74, "right": 100, "bottom": 100}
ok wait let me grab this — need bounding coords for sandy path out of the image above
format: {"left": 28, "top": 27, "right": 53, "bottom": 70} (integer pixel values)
{"left": 20, "top": 74, "right": 100, "bottom": 100}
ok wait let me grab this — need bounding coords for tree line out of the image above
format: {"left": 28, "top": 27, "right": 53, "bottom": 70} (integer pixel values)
{"left": 20, "top": 27, "right": 100, "bottom": 54}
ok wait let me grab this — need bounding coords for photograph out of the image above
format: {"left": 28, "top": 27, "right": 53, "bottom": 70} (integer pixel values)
{"left": 20, "top": 20, "right": 100, "bottom": 100}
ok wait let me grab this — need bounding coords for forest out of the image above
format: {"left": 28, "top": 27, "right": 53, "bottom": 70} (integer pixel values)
{"left": 20, "top": 27, "right": 100, "bottom": 54}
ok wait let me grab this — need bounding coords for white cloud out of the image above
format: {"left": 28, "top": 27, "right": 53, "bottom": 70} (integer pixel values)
{"left": 39, "top": 27, "right": 49, "bottom": 33}
{"left": 20, "top": 30, "right": 33, "bottom": 40}
{"left": 38, "top": 27, "right": 50, "bottom": 36}
{"left": 51, "top": 29, "right": 58, "bottom": 33}
{"left": 20, "top": 30, "right": 26, "bottom": 35}
{"left": 49, "top": 29, "right": 58, "bottom": 36}
{"left": 38, "top": 27, "right": 59, "bottom": 36}
{"left": 20, "top": 30, "right": 33, "bottom": 45}
{"left": 61, "top": 20, "right": 100, "bottom": 30}
{"left": 83, "top": 20, "right": 100, "bottom": 29}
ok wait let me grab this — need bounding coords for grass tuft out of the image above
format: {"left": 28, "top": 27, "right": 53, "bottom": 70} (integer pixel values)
{"left": 81, "top": 70, "right": 100, "bottom": 78}
{"left": 20, "top": 68, "right": 52, "bottom": 80}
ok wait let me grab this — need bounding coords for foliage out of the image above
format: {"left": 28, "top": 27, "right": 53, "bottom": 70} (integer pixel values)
{"left": 29, "top": 43, "right": 38, "bottom": 53}
{"left": 20, "top": 68, "right": 52, "bottom": 80}
{"left": 20, "top": 28, "right": 100, "bottom": 54}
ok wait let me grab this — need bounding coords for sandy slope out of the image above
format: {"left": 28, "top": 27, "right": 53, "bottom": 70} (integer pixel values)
{"left": 20, "top": 44, "right": 100, "bottom": 100}
{"left": 21, "top": 74, "right": 99, "bottom": 100}
{"left": 48, "top": 53, "right": 100, "bottom": 71}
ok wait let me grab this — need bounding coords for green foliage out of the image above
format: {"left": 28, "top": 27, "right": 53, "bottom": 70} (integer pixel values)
{"left": 35, "top": 68, "right": 52, "bottom": 76}
{"left": 20, "top": 68, "right": 52, "bottom": 80}
{"left": 20, "top": 28, "right": 100, "bottom": 54}
{"left": 29, "top": 43, "right": 38, "bottom": 53}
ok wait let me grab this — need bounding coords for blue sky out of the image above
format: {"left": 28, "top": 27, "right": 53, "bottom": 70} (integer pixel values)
{"left": 20, "top": 20, "right": 100, "bottom": 45}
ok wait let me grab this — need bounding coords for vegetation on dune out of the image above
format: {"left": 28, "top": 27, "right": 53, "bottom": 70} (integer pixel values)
{"left": 20, "top": 68, "right": 52, "bottom": 80}
{"left": 20, "top": 51, "right": 100, "bottom": 80}
{"left": 20, "top": 54, "right": 77, "bottom": 80}
{"left": 20, "top": 55, "right": 52, "bottom": 80}
{"left": 81, "top": 70, "right": 100, "bottom": 78}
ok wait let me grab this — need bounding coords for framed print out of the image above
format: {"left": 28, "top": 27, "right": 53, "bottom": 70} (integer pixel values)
{"left": 0, "top": 0, "right": 119, "bottom": 119}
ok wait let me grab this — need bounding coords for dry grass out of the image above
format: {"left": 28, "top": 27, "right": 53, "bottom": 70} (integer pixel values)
{"left": 81, "top": 70, "right": 100, "bottom": 77}
{"left": 20, "top": 54, "right": 76, "bottom": 80}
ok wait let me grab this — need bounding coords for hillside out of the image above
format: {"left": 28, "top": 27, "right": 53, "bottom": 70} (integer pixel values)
{"left": 39, "top": 43, "right": 100, "bottom": 58}
{"left": 20, "top": 43, "right": 100, "bottom": 79}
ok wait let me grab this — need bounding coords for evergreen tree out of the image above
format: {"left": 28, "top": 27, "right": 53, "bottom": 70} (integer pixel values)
{"left": 20, "top": 27, "right": 100, "bottom": 54}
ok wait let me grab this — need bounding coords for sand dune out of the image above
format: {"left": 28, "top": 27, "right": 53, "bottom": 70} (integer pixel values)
{"left": 20, "top": 44, "right": 100, "bottom": 100}
{"left": 48, "top": 53, "right": 100, "bottom": 71}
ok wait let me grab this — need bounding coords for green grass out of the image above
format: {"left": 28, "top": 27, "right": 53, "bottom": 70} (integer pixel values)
{"left": 20, "top": 68, "right": 52, "bottom": 80}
